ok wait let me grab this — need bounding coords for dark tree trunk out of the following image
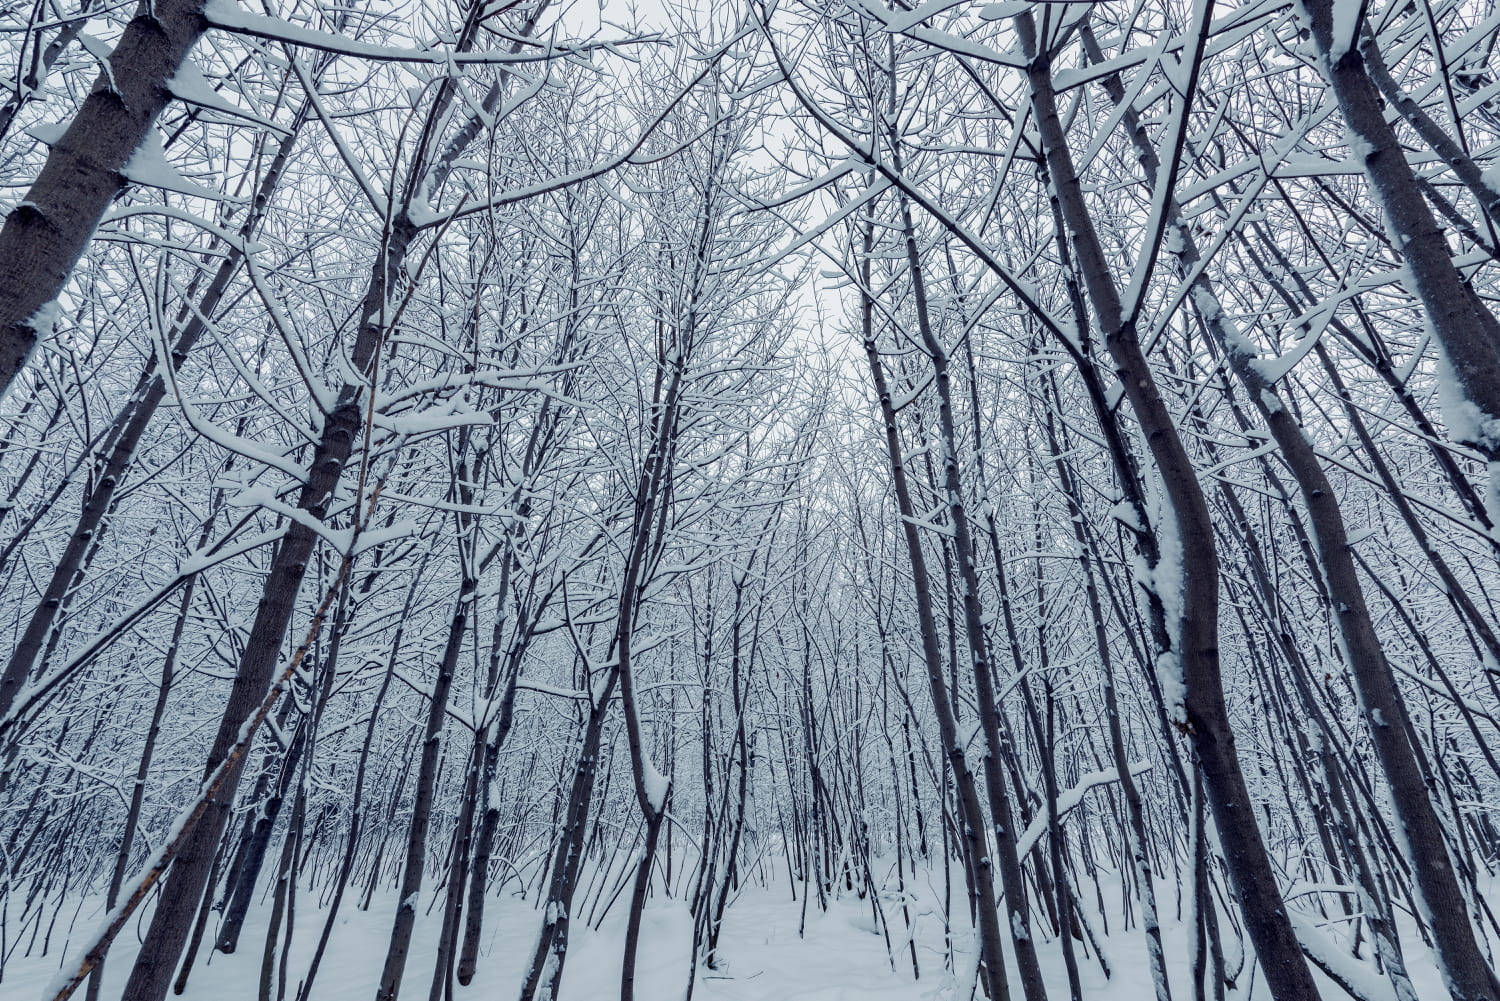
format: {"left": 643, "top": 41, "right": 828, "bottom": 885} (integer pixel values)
{"left": 1015, "top": 12, "right": 1320, "bottom": 998}
{"left": 0, "top": 0, "right": 213, "bottom": 395}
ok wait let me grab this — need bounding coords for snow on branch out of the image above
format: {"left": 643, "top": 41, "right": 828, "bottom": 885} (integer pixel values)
{"left": 1015, "top": 761, "right": 1153, "bottom": 858}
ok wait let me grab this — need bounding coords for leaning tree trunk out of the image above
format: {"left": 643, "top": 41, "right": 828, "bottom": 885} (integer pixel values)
{"left": 84, "top": 513, "right": 208, "bottom": 1001}
{"left": 116, "top": 9, "right": 535, "bottom": 978}
{"left": 296, "top": 564, "right": 429, "bottom": 1001}
{"left": 0, "top": 111, "right": 304, "bottom": 721}
{"left": 1043, "top": 401, "right": 1173, "bottom": 1001}
{"left": 1090, "top": 14, "right": 1497, "bottom": 994}
{"left": 118, "top": 208, "right": 413, "bottom": 1001}
{"left": 1299, "top": 0, "right": 1500, "bottom": 485}
{"left": 518, "top": 667, "right": 620, "bottom": 1001}
{"left": 1014, "top": 12, "right": 1321, "bottom": 999}
{"left": 894, "top": 193, "right": 1049, "bottom": 1001}
{"left": 614, "top": 358, "right": 682, "bottom": 1001}
{"left": 1177, "top": 176, "right": 1500, "bottom": 1001}
{"left": 375, "top": 437, "right": 478, "bottom": 1001}
{"left": 0, "top": 0, "right": 214, "bottom": 396}
{"left": 857, "top": 213, "right": 1014, "bottom": 1001}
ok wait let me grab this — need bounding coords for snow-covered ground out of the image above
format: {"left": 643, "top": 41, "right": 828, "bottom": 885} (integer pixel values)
{"left": 0, "top": 866, "right": 1463, "bottom": 1001}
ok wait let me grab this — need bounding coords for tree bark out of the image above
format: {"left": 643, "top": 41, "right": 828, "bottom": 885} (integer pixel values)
{"left": 1300, "top": 0, "right": 1500, "bottom": 470}
{"left": 0, "top": 0, "right": 213, "bottom": 396}
{"left": 1015, "top": 12, "right": 1321, "bottom": 999}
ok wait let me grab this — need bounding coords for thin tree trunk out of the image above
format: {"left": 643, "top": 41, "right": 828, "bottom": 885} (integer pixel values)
{"left": 857, "top": 212, "right": 1014, "bottom": 1001}
{"left": 375, "top": 433, "right": 477, "bottom": 1001}
{"left": 0, "top": 110, "right": 306, "bottom": 720}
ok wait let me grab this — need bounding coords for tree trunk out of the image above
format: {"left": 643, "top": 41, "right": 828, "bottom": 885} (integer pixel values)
{"left": 0, "top": 0, "right": 213, "bottom": 396}
{"left": 1015, "top": 12, "right": 1320, "bottom": 998}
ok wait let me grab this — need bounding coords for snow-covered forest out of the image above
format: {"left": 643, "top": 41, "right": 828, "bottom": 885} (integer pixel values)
{"left": 2, "top": 0, "right": 1500, "bottom": 999}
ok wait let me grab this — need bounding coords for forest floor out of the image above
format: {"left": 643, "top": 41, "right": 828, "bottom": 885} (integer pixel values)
{"left": 1, "top": 864, "right": 1466, "bottom": 1001}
